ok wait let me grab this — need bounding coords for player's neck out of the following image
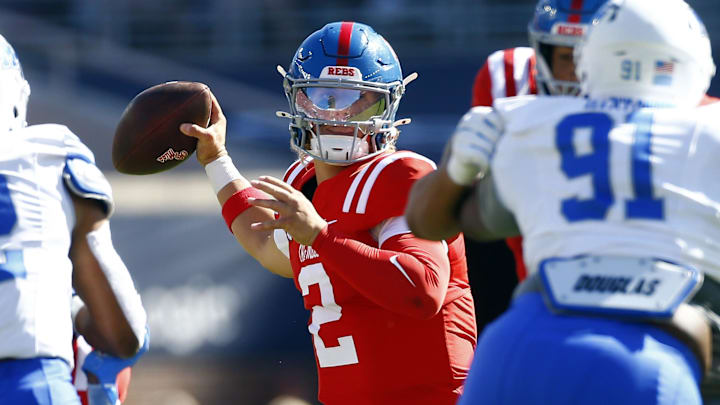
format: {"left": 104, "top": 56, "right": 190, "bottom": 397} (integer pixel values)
{"left": 314, "top": 161, "right": 347, "bottom": 183}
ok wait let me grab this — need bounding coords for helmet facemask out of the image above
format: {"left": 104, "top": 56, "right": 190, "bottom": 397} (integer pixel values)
{"left": 283, "top": 72, "right": 404, "bottom": 165}
{"left": 528, "top": 26, "right": 586, "bottom": 96}
{"left": 527, "top": 0, "right": 607, "bottom": 96}
{"left": 532, "top": 41, "right": 582, "bottom": 96}
{"left": 276, "top": 22, "right": 415, "bottom": 166}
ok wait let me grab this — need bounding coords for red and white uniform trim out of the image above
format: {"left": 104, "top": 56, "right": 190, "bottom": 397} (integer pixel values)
{"left": 473, "top": 47, "right": 537, "bottom": 107}
{"left": 471, "top": 47, "right": 538, "bottom": 281}
{"left": 349, "top": 152, "right": 436, "bottom": 214}
{"left": 72, "top": 337, "right": 91, "bottom": 405}
{"left": 72, "top": 336, "right": 132, "bottom": 405}
{"left": 282, "top": 159, "right": 308, "bottom": 186}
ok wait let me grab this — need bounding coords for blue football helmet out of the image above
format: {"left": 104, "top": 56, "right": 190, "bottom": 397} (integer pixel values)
{"left": 0, "top": 34, "right": 29, "bottom": 133}
{"left": 528, "top": 0, "right": 608, "bottom": 95}
{"left": 278, "top": 21, "right": 415, "bottom": 165}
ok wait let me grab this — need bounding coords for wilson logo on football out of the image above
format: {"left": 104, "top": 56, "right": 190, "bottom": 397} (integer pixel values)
{"left": 156, "top": 148, "right": 189, "bottom": 163}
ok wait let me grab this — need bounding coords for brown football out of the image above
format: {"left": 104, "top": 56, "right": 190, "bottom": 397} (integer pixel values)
{"left": 112, "top": 81, "right": 212, "bottom": 175}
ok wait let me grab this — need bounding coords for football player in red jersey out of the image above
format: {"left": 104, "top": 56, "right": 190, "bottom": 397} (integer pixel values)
{"left": 464, "top": 0, "right": 609, "bottom": 332}
{"left": 181, "top": 22, "right": 476, "bottom": 405}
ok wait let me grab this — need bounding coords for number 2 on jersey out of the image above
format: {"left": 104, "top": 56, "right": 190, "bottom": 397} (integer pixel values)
{"left": 556, "top": 111, "right": 664, "bottom": 221}
{"left": 298, "top": 262, "right": 359, "bottom": 368}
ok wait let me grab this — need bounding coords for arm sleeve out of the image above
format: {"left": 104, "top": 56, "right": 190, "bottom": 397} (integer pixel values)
{"left": 312, "top": 227, "right": 450, "bottom": 320}
{"left": 459, "top": 171, "right": 519, "bottom": 241}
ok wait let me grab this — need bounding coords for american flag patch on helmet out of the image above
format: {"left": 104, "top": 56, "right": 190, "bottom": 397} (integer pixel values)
{"left": 653, "top": 60, "right": 674, "bottom": 86}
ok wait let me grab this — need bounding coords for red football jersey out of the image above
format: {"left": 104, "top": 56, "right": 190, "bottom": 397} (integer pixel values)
{"left": 471, "top": 47, "right": 537, "bottom": 281}
{"left": 281, "top": 151, "right": 477, "bottom": 405}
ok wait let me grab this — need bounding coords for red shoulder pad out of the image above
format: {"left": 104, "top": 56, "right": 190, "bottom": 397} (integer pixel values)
{"left": 528, "top": 52, "right": 538, "bottom": 96}
{"left": 474, "top": 48, "right": 538, "bottom": 108}
{"left": 472, "top": 61, "right": 493, "bottom": 107}
{"left": 282, "top": 159, "right": 315, "bottom": 191}
{"left": 344, "top": 151, "right": 436, "bottom": 226}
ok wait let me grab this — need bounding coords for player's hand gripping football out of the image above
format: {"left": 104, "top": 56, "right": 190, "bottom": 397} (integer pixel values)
{"left": 446, "top": 106, "right": 503, "bottom": 185}
{"left": 248, "top": 176, "right": 328, "bottom": 246}
{"left": 179, "top": 91, "right": 228, "bottom": 166}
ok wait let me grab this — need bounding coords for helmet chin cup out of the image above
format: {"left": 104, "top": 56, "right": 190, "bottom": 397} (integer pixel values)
{"left": 311, "top": 134, "right": 369, "bottom": 164}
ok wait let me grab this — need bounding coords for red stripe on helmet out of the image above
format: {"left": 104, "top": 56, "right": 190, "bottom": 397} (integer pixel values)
{"left": 503, "top": 48, "right": 517, "bottom": 97}
{"left": 568, "top": 0, "right": 583, "bottom": 23}
{"left": 336, "top": 21, "right": 354, "bottom": 66}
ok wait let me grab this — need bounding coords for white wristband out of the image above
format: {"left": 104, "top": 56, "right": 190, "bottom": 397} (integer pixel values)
{"left": 205, "top": 155, "right": 242, "bottom": 194}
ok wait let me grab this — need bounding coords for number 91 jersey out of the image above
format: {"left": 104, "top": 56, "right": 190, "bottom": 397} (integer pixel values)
{"left": 281, "top": 151, "right": 476, "bottom": 405}
{"left": 490, "top": 96, "right": 720, "bottom": 281}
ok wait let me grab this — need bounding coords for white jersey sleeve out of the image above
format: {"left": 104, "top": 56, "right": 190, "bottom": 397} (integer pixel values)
{"left": 491, "top": 97, "right": 720, "bottom": 282}
{"left": 0, "top": 124, "right": 109, "bottom": 365}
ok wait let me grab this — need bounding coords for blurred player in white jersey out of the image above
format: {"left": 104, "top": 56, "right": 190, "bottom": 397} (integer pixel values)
{"left": 408, "top": 0, "right": 719, "bottom": 403}
{"left": 0, "top": 34, "right": 148, "bottom": 404}
{"left": 466, "top": 0, "right": 609, "bottom": 335}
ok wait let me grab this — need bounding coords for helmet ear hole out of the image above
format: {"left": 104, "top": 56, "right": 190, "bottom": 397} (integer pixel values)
{"left": 13, "top": 106, "right": 18, "bottom": 119}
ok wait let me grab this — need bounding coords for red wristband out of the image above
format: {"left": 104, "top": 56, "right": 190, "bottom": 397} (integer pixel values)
{"left": 221, "top": 187, "right": 270, "bottom": 233}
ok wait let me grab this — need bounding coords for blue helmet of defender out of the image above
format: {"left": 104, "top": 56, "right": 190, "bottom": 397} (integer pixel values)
{"left": 528, "top": 0, "right": 608, "bottom": 95}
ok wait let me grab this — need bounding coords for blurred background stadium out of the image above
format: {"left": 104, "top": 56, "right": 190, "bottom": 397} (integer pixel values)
{"left": 3, "top": 1, "right": 718, "bottom": 404}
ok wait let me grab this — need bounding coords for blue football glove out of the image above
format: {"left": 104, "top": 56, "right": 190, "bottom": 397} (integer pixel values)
{"left": 82, "top": 330, "right": 149, "bottom": 405}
